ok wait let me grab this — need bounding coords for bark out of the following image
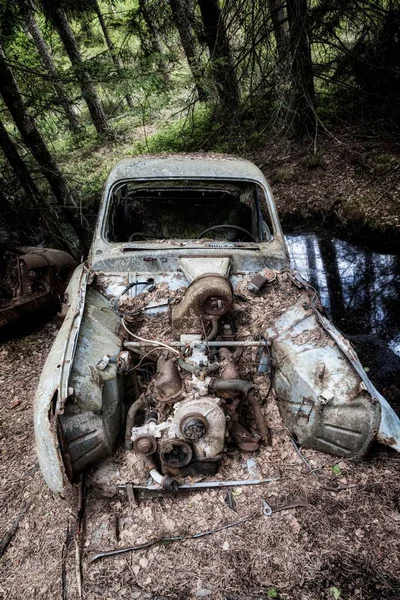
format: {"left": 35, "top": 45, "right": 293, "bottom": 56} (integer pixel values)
{"left": 267, "top": 0, "right": 289, "bottom": 64}
{"left": 138, "top": 0, "right": 170, "bottom": 84}
{"left": 169, "top": 0, "right": 206, "bottom": 99}
{"left": 286, "top": 0, "right": 315, "bottom": 137}
{"left": 197, "top": 0, "right": 239, "bottom": 111}
{"left": 0, "top": 119, "right": 79, "bottom": 252}
{"left": 93, "top": 0, "right": 135, "bottom": 108}
{"left": 51, "top": 6, "right": 112, "bottom": 136}
{"left": 24, "top": 9, "right": 80, "bottom": 132}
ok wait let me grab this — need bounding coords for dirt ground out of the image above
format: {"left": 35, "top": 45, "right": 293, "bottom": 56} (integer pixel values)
{"left": 1, "top": 315, "right": 400, "bottom": 600}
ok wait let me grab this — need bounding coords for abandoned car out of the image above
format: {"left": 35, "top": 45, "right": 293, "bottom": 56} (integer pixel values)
{"left": 34, "top": 156, "right": 400, "bottom": 496}
{"left": 0, "top": 245, "right": 75, "bottom": 331}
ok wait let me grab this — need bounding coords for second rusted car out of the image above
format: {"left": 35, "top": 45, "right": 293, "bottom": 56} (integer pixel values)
{"left": 0, "top": 245, "right": 75, "bottom": 330}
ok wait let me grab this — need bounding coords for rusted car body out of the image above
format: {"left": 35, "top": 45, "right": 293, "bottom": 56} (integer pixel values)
{"left": 0, "top": 246, "right": 75, "bottom": 330}
{"left": 34, "top": 156, "right": 400, "bottom": 495}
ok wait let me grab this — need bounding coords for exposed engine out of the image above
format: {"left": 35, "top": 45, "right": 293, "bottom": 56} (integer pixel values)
{"left": 120, "top": 257, "right": 276, "bottom": 485}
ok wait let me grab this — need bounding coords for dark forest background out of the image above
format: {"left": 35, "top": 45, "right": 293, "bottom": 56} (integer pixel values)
{"left": 0, "top": 0, "right": 399, "bottom": 255}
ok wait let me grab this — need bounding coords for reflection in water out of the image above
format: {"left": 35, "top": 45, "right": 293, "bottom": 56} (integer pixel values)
{"left": 286, "top": 233, "right": 400, "bottom": 397}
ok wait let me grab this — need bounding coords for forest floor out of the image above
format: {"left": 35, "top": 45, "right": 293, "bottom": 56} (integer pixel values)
{"left": 1, "top": 319, "right": 400, "bottom": 600}
{"left": 248, "top": 126, "right": 400, "bottom": 245}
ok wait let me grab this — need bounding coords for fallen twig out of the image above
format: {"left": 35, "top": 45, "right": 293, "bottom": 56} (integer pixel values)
{"left": 75, "top": 476, "right": 86, "bottom": 600}
{"left": 62, "top": 521, "right": 74, "bottom": 600}
{"left": 0, "top": 499, "right": 32, "bottom": 559}
{"left": 88, "top": 500, "right": 310, "bottom": 563}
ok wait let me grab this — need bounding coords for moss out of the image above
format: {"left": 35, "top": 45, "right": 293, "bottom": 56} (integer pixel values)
{"left": 272, "top": 167, "right": 296, "bottom": 183}
{"left": 302, "top": 150, "right": 327, "bottom": 170}
{"left": 371, "top": 152, "right": 392, "bottom": 165}
{"left": 341, "top": 194, "right": 367, "bottom": 218}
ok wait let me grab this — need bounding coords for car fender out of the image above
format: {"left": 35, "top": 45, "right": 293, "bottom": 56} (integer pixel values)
{"left": 34, "top": 264, "right": 89, "bottom": 494}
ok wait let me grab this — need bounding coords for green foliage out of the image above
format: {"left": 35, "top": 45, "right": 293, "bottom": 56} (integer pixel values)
{"left": 266, "top": 588, "right": 279, "bottom": 598}
{"left": 1, "top": 0, "right": 399, "bottom": 248}
{"left": 331, "top": 464, "right": 341, "bottom": 476}
{"left": 133, "top": 105, "right": 213, "bottom": 154}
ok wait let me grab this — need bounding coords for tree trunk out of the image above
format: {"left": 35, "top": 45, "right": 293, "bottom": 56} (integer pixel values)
{"left": 169, "top": 0, "right": 206, "bottom": 99}
{"left": 169, "top": 0, "right": 207, "bottom": 100}
{"left": 0, "top": 119, "right": 44, "bottom": 210}
{"left": 286, "top": 0, "right": 315, "bottom": 137}
{"left": 0, "top": 174, "right": 18, "bottom": 229}
{"left": 93, "top": 0, "right": 134, "bottom": 108}
{"left": 268, "top": 0, "right": 289, "bottom": 64}
{"left": 138, "top": 0, "right": 170, "bottom": 83}
{"left": 197, "top": 0, "right": 239, "bottom": 111}
{"left": 24, "top": 9, "right": 80, "bottom": 133}
{"left": 0, "top": 45, "right": 81, "bottom": 252}
{"left": 51, "top": 6, "right": 112, "bottom": 136}
{"left": 0, "top": 44, "right": 74, "bottom": 207}
{"left": 0, "top": 119, "right": 79, "bottom": 252}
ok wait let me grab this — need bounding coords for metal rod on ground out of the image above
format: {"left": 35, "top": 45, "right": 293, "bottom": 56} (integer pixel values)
{"left": 290, "top": 437, "right": 316, "bottom": 476}
{"left": 117, "top": 477, "right": 280, "bottom": 493}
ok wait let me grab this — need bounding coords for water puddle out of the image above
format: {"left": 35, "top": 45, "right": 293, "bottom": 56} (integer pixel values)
{"left": 286, "top": 232, "right": 400, "bottom": 398}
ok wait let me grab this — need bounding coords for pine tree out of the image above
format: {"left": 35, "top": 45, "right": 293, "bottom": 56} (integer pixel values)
{"left": 24, "top": 8, "right": 80, "bottom": 132}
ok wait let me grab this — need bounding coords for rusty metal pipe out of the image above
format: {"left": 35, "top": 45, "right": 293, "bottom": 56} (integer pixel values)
{"left": 247, "top": 394, "right": 272, "bottom": 446}
{"left": 125, "top": 397, "right": 145, "bottom": 450}
{"left": 210, "top": 378, "right": 271, "bottom": 446}
{"left": 125, "top": 340, "right": 267, "bottom": 349}
{"left": 204, "top": 318, "right": 219, "bottom": 341}
{"left": 143, "top": 456, "right": 177, "bottom": 491}
{"left": 210, "top": 379, "right": 254, "bottom": 396}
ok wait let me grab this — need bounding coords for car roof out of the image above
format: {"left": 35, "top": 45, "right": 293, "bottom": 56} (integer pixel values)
{"left": 105, "top": 154, "right": 266, "bottom": 187}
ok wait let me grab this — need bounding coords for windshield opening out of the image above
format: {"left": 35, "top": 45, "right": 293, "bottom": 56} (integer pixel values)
{"left": 105, "top": 179, "right": 273, "bottom": 244}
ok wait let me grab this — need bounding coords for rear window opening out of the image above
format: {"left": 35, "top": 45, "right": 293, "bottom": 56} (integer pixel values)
{"left": 105, "top": 180, "right": 274, "bottom": 244}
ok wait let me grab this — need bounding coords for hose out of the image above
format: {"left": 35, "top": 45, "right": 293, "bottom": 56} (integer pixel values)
{"left": 209, "top": 379, "right": 255, "bottom": 396}
{"left": 122, "top": 318, "right": 179, "bottom": 355}
{"left": 124, "top": 396, "right": 145, "bottom": 450}
{"left": 204, "top": 318, "right": 218, "bottom": 341}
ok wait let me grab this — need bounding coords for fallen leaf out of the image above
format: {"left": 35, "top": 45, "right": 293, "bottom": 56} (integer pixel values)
{"left": 329, "top": 586, "right": 341, "bottom": 599}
